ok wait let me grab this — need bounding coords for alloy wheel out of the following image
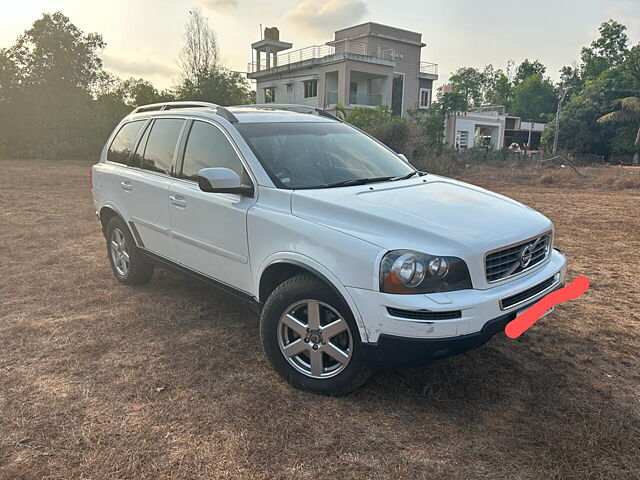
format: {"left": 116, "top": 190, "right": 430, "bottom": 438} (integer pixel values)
{"left": 277, "top": 299, "right": 353, "bottom": 379}
{"left": 110, "top": 228, "right": 130, "bottom": 276}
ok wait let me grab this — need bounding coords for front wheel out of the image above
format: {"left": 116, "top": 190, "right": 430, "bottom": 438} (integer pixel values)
{"left": 260, "top": 274, "right": 371, "bottom": 395}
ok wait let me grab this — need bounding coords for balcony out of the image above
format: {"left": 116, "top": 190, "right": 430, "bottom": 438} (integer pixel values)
{"left": 349, "top": 92, "right": 382, "bottom": 107}
{"left": 419, "top": 61, "right": 438, "bottom": 77}
{"left": 248, "top": 40, "right": 396, "bottom": 77}
{"left": 325, "top": 91, "right": 384, "bottom": 108}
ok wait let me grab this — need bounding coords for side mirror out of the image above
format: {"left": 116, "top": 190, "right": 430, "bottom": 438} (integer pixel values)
{"left": 197, "top": 167, "right": 254, "bottom": 196}
{"left": 397, "top": 153, "right": 410, "bottom": 164}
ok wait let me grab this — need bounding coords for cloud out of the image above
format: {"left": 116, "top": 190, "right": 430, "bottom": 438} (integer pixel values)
{"left": 285, "top": 0, "right": 368, "bottom": 35}
{"left": 198, "top": 0, "right": 239, "bottom": 12}
{"left": 103, "top": 53, "right": 177, "bottom": 78}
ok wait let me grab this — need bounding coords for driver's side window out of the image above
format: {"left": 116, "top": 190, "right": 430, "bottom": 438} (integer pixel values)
{"left": 181, "top": 121, "right": 246, "bottom": 181}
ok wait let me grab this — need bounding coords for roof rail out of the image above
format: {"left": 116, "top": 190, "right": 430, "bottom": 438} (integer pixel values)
{"left": 130, "top": 101, "right": 238, "bottom": 123}
{"left": 249, "top": 104, "right": 342, "bottom": 121}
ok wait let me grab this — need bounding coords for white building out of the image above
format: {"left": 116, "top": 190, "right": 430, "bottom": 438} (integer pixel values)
{"left": 444, "top": 108, "right": 546, "bottom": 150}
{"left": 247, "top": 23, "right": 438, "bottom": 118}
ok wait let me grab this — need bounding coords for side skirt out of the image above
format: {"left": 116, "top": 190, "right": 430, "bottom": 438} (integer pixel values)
{"left": 139, "top": 248, "right": 262, "bottom": 316}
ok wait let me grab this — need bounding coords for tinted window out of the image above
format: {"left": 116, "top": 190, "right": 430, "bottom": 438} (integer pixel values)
{"left": 107, "top": 121, "right": 145, "bottom": 165}
{"left": 129, "top": 122, "right": 151, "bottom": 168}
{"left": 181, "top": 121, "right": 245, "bottom": 181}
{"left": 141, "top": 119, "right": 185, "bottom": 175}
{"left": 235, "top": 122, "right": 413, "bottom": 189}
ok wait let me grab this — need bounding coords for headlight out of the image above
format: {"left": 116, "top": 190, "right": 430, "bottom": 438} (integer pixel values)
{"left": 380, "top": 249, "right": 472, "bottom": 294}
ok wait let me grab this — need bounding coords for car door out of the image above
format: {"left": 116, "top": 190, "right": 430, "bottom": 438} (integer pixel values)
{"left": 168, "top": 119, "right": 257, "bottom": 293}
{"left": 121, "top": 117, "right": 186, "bottom": 260}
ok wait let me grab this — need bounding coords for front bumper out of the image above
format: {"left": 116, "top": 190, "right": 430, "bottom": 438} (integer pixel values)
{"left": 361, "top": 296, "right": 560, "bottom": 370}
{"left": 347, "top": 249, "right": 567, "bottom": 364}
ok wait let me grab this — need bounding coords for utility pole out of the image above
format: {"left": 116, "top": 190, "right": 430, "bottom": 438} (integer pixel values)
{"left": 552, "top": 87, "right": 574, "bottom": 155}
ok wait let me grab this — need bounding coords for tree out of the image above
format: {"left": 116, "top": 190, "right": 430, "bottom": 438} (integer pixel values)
{"left": 438, "top": 91, "right": 468, "bottom": 113}
{"left": 448, "top": 67, "right": 485, "bottom": 108}
{"left": 5, "top": 11, "right": 105, "bottom": 89}
{"left": 558, "top": 64, "right": 582, "bottom": 92}
{"left": 485, "top": 72, "right": 513, "bottom": 108}
{"left": 510, "top": 74, "right": 556, "bottom": 122}
{"left": 514, "top": 59, "right": 546, "bottom": 84}
{"left": 581, "top": 20, "right": 629, "bottom": 79}
{"left": 115, "top": 77, "right": 173, "bottom": 107}
{"left": 178, "top": 9, "right": 219, "bottom": 84}
{"left": 598, "top": 97, "right": 640, "bottom": 164}
{"left": 174, "top": 68, "right": 253, "bottom": 105}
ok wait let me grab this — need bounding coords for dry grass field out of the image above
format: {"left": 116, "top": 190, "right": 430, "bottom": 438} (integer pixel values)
{"left": 1, "top": 159, "right": 639, "bottom": 479}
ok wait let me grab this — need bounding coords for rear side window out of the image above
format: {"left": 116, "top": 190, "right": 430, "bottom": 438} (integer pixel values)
{"left": 107, "top": 121, "right": 145, "bottom": 165}
{"left": 181, "top": 121, "right": 245, "bottom": 181}
{"left": 141, "top": 119, "right": 185, "bottom": 175}
{"left": 129, "top": 122, "right": 151, "bottom": 168}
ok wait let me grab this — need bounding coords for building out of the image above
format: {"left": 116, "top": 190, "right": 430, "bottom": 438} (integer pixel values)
{"left": 443, "top": 107, "right": 546, "bottom": 151}
{"left": 247, "top": 23, "right": 438, "bottom": 117}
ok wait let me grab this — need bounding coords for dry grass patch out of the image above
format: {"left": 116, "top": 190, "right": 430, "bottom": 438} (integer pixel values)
{"left": 1, "top": 159, "right": 639, "bottom": 479}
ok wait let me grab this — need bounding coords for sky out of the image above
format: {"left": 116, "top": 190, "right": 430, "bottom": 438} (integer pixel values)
{"left": 1, "top": 0, "right": 639, "bottom": 90}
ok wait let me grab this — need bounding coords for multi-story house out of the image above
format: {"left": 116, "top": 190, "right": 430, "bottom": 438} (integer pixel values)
{"left": 247, "top": 22, "right": 438, "bottom": 117}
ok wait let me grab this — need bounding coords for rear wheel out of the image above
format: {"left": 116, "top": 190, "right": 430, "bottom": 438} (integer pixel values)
{"left": 260, "top": 274, "right": 371, "bottom": 395}
{"left": 106, "top": 217, "right": 154, "bottom": 285}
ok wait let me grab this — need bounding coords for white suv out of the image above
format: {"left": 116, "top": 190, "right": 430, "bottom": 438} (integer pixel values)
{"left": 91, "top": 102, "right": 567, "bottom": 395}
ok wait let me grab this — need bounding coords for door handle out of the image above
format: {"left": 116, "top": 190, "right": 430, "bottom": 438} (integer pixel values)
{"left": 169, "top": 195, "right": 187, "bottom": 208}
{"left": 120, "top": 181, "right": 133, "bottom": 191}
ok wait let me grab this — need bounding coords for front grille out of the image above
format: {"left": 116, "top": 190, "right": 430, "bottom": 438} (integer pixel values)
{"left": 500, "top": 275, "right": 558, "bottom": 310}
{"left": 485, "top": 233, "right": 551, "bottom": 282}
{"left": 386, "top": 307, "right": 462, "bottom": 321}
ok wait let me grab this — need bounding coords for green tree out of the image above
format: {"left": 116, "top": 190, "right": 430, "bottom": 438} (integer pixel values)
{"left": 511, "top": 74, "right": 556, "bottom": 122}
{"left": 448, "top": 67, "right": 485, "bottom": 107}
{"left": 438, "top": 91, "right": 468, "bottom": 114}
{"left": 5, "top": 11, "right": 105, "bottom": 89}
{"left": 514, "top": 59, "right": 546, "bottom": 84}
{"left": 598, "top": 97, "right": 640, "bottom": 164}
{"left": 0, "top": 12, "right": 111, "bottom": 159}
{"left": 485, "top": 72, "right": 513, "bottom": 108}
{"left": 115, "top": 77, "right": 173, "bottom": 107}
{"left": 581, "top": 20, "right": 629, "bottom": 79}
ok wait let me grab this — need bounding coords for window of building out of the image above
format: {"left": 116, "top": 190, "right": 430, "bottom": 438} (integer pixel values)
{"left": 264, "top": 87, "right": 275, "bottom": 103}
{"left": 181, "top": 121, "right": 245, "bottom": 181}
{"left": 304, "top": 80, "right": 318, "bottom": 98}
{"left": 419, "top": 88, "right": 431, "bottom": 109}
{"left": 349, "top": 82, "right": 358, "bottom": 94}
{"left": 456, "top": 130, "right": 469, "bottom": 149}
{"left": 140, "top": 119, "right": 185, "bottom": 175}
{"left": 286, "top": 84, "right": 293, "bottom": 93}
{"left": 107, "top": 121, "right": 145, "bottom": 165}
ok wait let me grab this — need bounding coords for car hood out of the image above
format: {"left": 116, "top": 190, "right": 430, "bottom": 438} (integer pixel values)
{"left": 290, "top": 175, "right": 553, "bottom": 258}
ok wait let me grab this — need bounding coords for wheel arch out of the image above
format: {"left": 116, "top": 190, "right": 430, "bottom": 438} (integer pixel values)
{"left": 256, "top": 254, "right": 369, "bottom": 342}
{"left": 98, "top": 204, "right": 143, "bottom": 247}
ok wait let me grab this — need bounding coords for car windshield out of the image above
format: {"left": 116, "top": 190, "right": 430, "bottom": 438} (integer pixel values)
{"left": 235, "top": 122, "right": 415, "bottom": 189}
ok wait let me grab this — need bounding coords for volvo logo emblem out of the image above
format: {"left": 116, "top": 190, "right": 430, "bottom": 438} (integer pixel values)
{"left": 520, "top": 244, "right": 534, "bottom": 268}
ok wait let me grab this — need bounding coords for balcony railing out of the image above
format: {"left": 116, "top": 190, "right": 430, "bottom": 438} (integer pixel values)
{"left": 419, "top": 61, "right": 438, "bottom": 76}
{"left": 349, "top": 92, "right": 382, "bottom": 107}
{"left": 248, "top": 40, "right": 395, "bottom": 74}
{"left": 325, "top": 91, "right": 384, "bottom": 107}
{"left": 326, "top": 91, "right": 338, "bottom": 105}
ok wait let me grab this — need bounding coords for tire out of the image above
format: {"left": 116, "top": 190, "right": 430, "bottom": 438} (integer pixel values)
{"left": 260, "top": 273, "right": 371, "bottom": 395}
{"left": 105, "top": 216, "right": 154, "bottom": 285}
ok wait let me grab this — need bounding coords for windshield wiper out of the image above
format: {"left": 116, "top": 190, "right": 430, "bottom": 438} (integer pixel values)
{"left": 322, "top": 176, "right": 395, "bottom": 188}
{"left": 392, "top": 170, "right": 420, "bottom": 181}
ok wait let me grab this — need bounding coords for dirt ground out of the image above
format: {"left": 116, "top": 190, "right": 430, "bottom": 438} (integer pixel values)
{"left": 1, "top": 159, "right": 639, "bottom": 479}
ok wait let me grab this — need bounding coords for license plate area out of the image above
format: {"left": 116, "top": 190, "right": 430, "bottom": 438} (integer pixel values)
{"left": 516, "top": 305, "right": 554, "bottom": 318}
